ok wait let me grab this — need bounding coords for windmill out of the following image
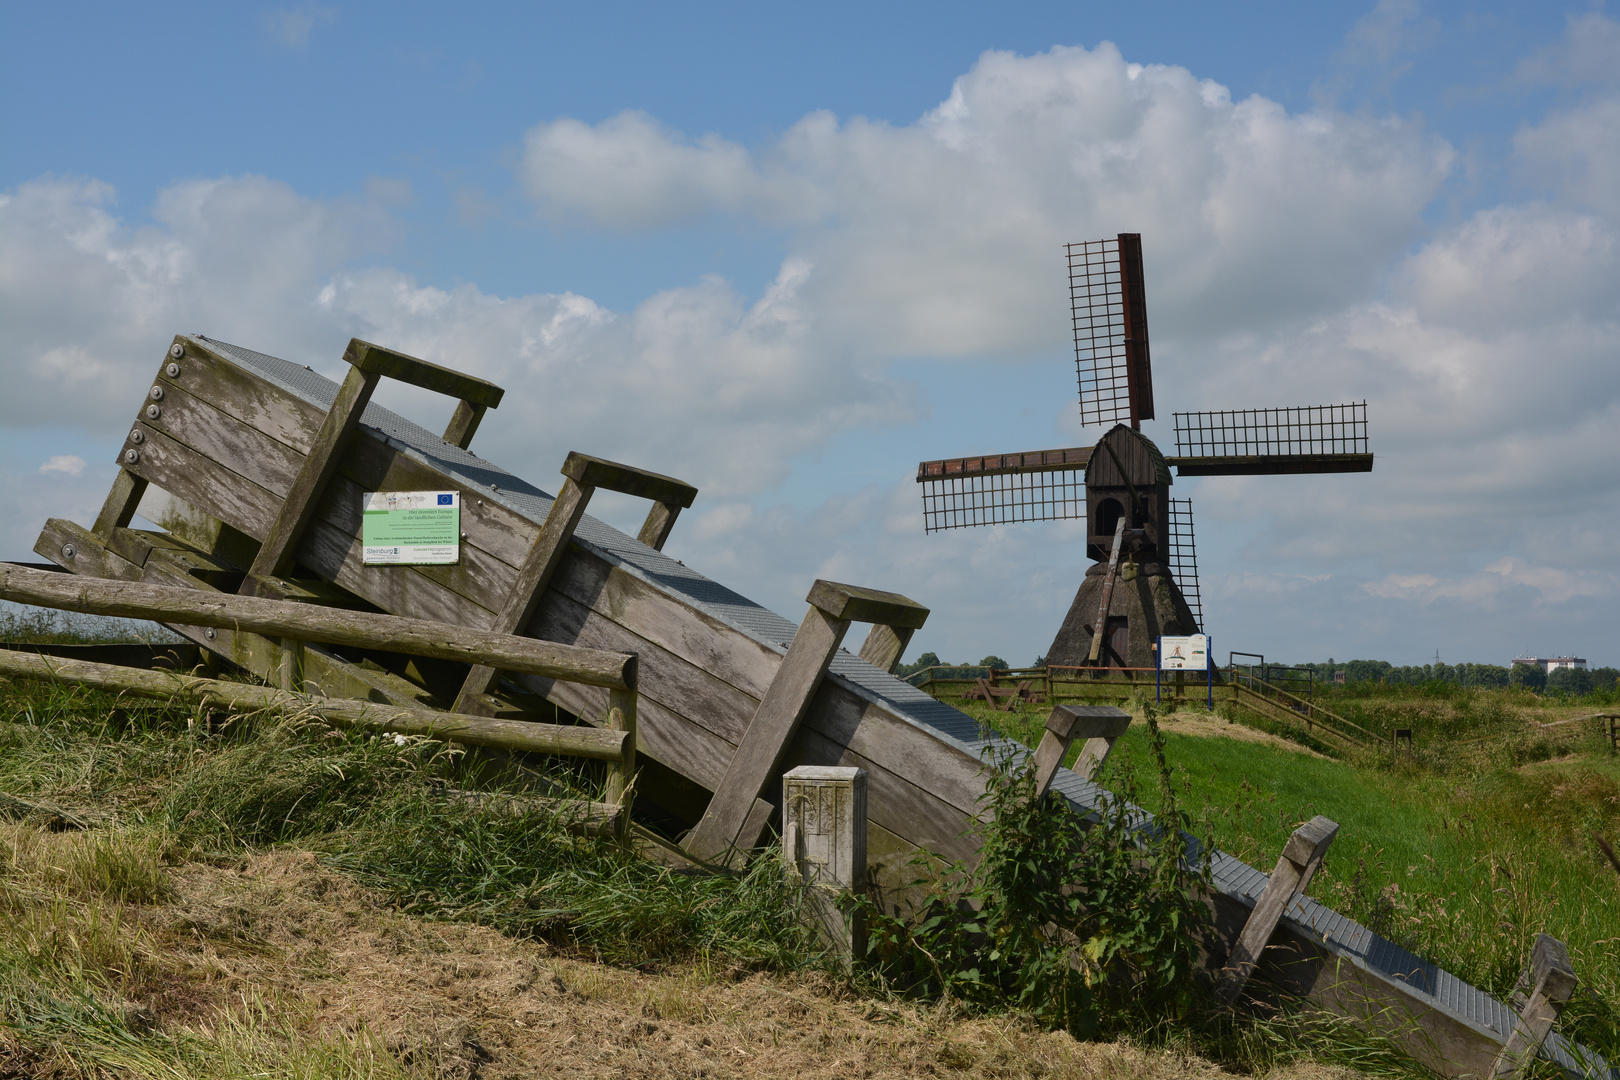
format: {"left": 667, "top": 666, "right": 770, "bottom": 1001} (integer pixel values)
{"left": 916, "top": 234, "right": 1373, "bottom": 669}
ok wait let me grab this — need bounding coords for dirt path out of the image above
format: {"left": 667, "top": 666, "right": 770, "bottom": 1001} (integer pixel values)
{"left": 139, "top": 852, "right": 1348, "bottom": 1079}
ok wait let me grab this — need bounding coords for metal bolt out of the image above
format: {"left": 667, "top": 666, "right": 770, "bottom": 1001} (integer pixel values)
{"left": 205, "top": 628, "right": 216, "bottom": 640}
{"left": 123, "top": 448, "right": 140, "bottom": 464}
{"left": 129, "top": 429, "right": 144, "bottom": 444}
{"left": 145, "top": 404, "right": 161, "bottom": 420}
{"left": 169, "top": 343, "right": 184, "bottom": 359}
{"left": 61, "top": 544, "right": 76, "bottom": 559}
{"left": 460, "top": 533, "right": 469, "bottom": 541}
{"left": 165, "top": 362, "right": 181, "bottom": 378}
{"left": 148, "top": 385, "right": 164, "bottom": 402}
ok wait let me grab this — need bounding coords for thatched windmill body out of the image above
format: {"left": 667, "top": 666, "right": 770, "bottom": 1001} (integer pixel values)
{"left": 916, "top": 234, "right": 1373, "bottom": 669}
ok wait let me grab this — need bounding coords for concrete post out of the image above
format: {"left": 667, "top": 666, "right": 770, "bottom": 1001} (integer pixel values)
{"left": 782, "top": 765, "right": 867, "bottom": 965}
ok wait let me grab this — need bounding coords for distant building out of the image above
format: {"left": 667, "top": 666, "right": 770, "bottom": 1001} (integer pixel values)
{"left": 1511, "top": 656, "right": 1587, "bottom": 673}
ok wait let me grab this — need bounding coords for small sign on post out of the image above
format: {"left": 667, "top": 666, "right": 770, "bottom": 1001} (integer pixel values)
{"left": 362, "top": 491, "right": 460, "bottom": 565}
{"left": 1158, "top": 632, "right": 1213, "bottom": 710}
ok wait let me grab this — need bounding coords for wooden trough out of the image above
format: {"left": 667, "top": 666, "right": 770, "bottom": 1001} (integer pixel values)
{"left": 17, "top": 334, "right": 1613, "bottom": 1078}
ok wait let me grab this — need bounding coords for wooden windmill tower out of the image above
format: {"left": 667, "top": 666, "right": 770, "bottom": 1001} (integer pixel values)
{"left": 916, "top": 234, "right": 1373, "bottom": 668}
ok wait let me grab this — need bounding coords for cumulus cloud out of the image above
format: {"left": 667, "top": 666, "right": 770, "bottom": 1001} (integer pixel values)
{"left": 38, "top": 455, "right": 85, "bottom": 476}
{"left": 259, "top": 5, "right": 336, "bottom": 49}
{"left": 521, "top": 44, "right": 1453, "bottom": 354}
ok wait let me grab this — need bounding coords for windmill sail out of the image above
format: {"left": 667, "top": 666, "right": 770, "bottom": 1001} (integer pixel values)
{"left": 1165, "top": 498, "right": 1203, "bottom": 631}
{"left": 1169, "top": 402, "right": 1373, "bottom": 476}
{"left": 1068, "top": 233, "right": 1153, "bottom": 429}
{"left": 916, "top": 447, "right": 1090, "bottom": 533}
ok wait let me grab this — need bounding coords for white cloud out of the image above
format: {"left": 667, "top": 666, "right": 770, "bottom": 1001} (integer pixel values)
{"left": 521, "top": 44, "right": 1453, "bottom": 354}
{"left": 259, "top": 5, "right": 336, "bottom": 49}
{"left": 39, "top": 455, "right": 85, "bottom": 476}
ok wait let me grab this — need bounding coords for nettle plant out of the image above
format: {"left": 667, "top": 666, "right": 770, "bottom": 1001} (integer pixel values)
{"left": 863, "top": 706, "right": 1214, "bottom": 1038}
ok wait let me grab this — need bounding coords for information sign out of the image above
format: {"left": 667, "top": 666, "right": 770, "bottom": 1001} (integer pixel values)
{"left": 1159, "top": 634, "right": 1209, "bottom": 671}
{"left": 361, "top": 491, "right": 460, "bottom": 565}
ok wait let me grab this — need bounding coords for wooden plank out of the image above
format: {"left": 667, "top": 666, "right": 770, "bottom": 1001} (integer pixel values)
{"left": 1218, "top": 815, "right": 1339, "bottom": 1004}
{"left": 561, "top": 451, "right": 697, "bottom": 510}
{"left": 452, "top": 475, "right": 594, "bottom": 714}
{"left": 1491, "top": 934, "right": 1578, "bottom": 1078}
{"left": 441, "top": 400, "right": 487, "bottom": 450}
{"left": 543, "top": 551, "right": 783, "bottom": 701}
{"left": 804, "top": 579, "right": 929, "bottom": 630}
{"left": 165, "top": 337, "right": 325, "bottom": 453}
{"left": 856, "top": 624, "right": 914, "bottom": 674}
{"left": 92, "top": 469, "right": 148, "bottom": 538}
{"left": 636, "top": 501, "right": 682, "bottom": 551}
{"left": 0, "top": 649, "right": 627, "bottom": 761}
{"left": 604, "top": 686, "right": 637, "bottom": 842}
{"left": 1087, "top": 518, "right": 1128, "bottom": 663}
{"left": 300, "top": 517, "right": 499, "bottom": 631}
{"left": 245, "top": 363, "right": 379, "bottom": 588}
{"left": 685, "top": 601, "right": 851, "bottom": 862}
{"left": 139, "top": 379, "right": 305, "bottom": 496}
{"left": 0, "top": 563, "right": 636, "bottom": 689}
{"left": 1031, "top": 705, "right": 1131, "bottom": 798}
{"left": 345, "top": 338, "right": 504, "bottom": 410}
{"left": 123, "top": 423, "right": 281, "bottom": 539}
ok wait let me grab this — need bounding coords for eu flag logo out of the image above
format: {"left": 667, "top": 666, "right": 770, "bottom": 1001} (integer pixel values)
{"left": 438, "top": 494, "right": 453, "bottom": 505}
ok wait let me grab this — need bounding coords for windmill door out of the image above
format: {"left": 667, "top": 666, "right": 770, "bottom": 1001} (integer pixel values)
{"left": 1104, "top": 616, "right": 1129, "bottom": 668}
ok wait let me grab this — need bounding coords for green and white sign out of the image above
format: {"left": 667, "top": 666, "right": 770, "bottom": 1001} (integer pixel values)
{"left": 1159, "top": 634, "right": 1209, "bottom": 671}
{"left": 361, "top": 491, "right": 460, "bottom": 565}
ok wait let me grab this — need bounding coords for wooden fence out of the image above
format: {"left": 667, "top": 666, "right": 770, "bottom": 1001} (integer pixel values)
{"left": 0, "top": 563, "right": 639, "bottom": 839}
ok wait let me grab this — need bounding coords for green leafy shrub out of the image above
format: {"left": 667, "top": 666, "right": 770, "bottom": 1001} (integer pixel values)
{"left": 862, "top": 706, "right": 1213, "bottom": 1039}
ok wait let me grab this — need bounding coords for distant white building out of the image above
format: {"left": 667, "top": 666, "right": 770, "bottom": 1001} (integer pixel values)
{"left": 1511, "top": 656, "right": 1587, "bottom": 673}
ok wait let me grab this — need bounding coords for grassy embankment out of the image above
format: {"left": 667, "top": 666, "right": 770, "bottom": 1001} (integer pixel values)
{"left": 1, "top": 611, "right": 1411, "bottom": 1079}
{"left": 958, "top": 682, "right": 1620, "bottom": 1064}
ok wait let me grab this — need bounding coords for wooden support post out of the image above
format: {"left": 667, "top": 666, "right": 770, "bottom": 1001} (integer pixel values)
{"left": 92, "top": 469, "right": 148, "bottom": 539}
{"left": 782, "top": 765, "right": 867, "bottom": 966}
{"left": 1030, "top": 704, "right": 1132, "bottom": 799}
{"left": 856, "top": 623, "right": 915, "bottom": 674}
{"left": 684, "top": 580, "right": 928, "bottom": 865}
{"left": 452, "top": 451, "right": 696, "bottom": 714}
{"left": 1491, "top": 934, "right": 1578, "bottom": 1078}
{"left": 604, "top": 686, "right": 637, "bottom": 843}
{"left": 441, "top": 400, "right": 488, "bottom": 450}
{"left": 243, "top": 359, "right": 379, "bottom": 592}
{"left": 1217, "top": 815, "right": 1340, "bottom": 1005}
{"left": 636, "top": 501, "right": 682, "bottom": 551}
{"left": 1087, "top": 518, "right": 1128, "bottom": 664}
{"left": 278, "top": 637, "right": 302, "bottom": 692}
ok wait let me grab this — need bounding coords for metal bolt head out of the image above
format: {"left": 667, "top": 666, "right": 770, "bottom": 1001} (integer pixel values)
{"left": 61, "top": 543, "right": 76, "bottom": 559}
{"left": 205, "top": 628, "right": 216, "bottom": 640}
{"left": 123, "top": 448, "right": 140, "bottom": 464}
{"left": 148, "top": 385, "right": 164, "bottom": 401}
{"left": 145, "top": 404, "right": 161, "bottom": 420}
{"left": 129, "top": 429, "right": 144, "bottom": 444}
{"left": 165, "top": 362, "right": 181, "bottom": 378}
{"left": 169, "top": 342, "right": 184, "bottom": 359}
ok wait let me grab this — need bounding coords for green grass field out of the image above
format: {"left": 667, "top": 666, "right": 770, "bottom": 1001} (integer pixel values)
{"left": 958, "top": 691, "right": 1620, "bottom": 1062}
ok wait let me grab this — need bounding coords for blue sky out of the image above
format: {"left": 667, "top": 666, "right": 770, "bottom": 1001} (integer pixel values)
{"left": 3, "top": 1, "right": 1617, "bottom": 668}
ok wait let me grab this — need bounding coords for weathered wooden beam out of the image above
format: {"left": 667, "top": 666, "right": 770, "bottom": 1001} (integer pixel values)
{"left": 1217, "top": 815, "right": 1339, "bottom": 1004}
{"left": 0, "top": 561, "right": 635, "bottom": 690}
{"left": 0, "top": 648, "right": 630, "bottom": 761}
{"left": 441, "top": 399, "right": 488, "bottom": 450}
{"left": 1490, "top": 934, "right": 1578, "bottom": 1078}
{"left": 92, "top": 469, "right": 148, "bottom": 539}
{"left": 451, "top": 475, "right": 595, "bottom": 713}
{"left": 636, "top": 501, "right": 682, "bottom": 551}
{"left": 452, "top": 451, "right": 697, "bottom": 712}
{"left": 684, "top": 598, "right": 851, "bottom": 864}
{"left": 561, "top": 451, "right": 698, "bottom": 511}
{"left": 856, "top": 624, "right": 914, "bottom": 674}
{"left": 243, "top": 361, "right": 379, "bottom": 590}
{"left": 604, "top": 685, "right": 637, "bottom": 843}
{"left": 1030, "top": 704, "right": 1132, "bottom": 799}
{"left": 345, "top": 339, "right": 504, "bottom": 409}
{"left": 684, "top": 580, "right": 929, "bottom": 865}
{"left": 1087, "top": 518, "right": 1128, "bottom": 664}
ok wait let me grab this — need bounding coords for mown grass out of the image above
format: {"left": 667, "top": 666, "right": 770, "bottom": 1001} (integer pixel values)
{"left": 958, "top": 692, "right": 1620, "bottom": 1064}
